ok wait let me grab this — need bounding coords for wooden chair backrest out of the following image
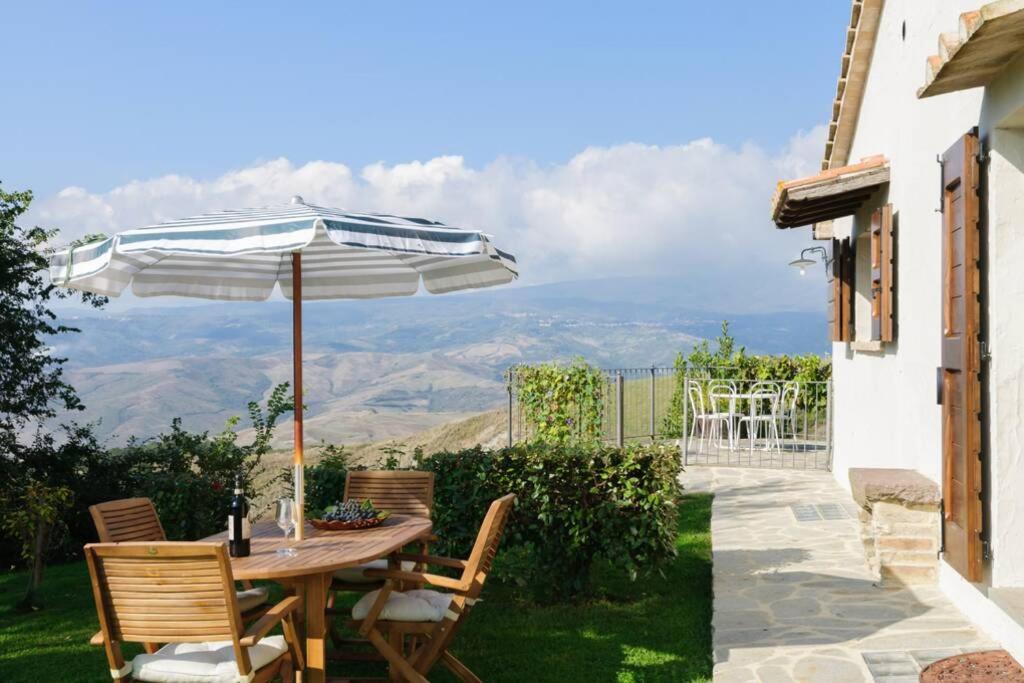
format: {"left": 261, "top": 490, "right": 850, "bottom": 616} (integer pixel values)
{"left": 344, "top": 471, "right": 434, "bottom": 518}
{"left": 85, "top": 542, "right": 255, "bottom": 675}
{"left": 90, "top": 498, "right": 166, "bottom": 543}
{"left": 460, "top": 493, "right": 516, "bottom": 599}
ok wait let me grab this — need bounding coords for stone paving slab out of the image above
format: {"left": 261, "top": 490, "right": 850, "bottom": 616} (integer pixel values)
{"left": 682, "top": 466, "right": 997, "bottom": 683}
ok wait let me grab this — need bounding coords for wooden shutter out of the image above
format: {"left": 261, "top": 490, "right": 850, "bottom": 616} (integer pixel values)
{"left": 828, "top": 238, "right": 840, "bottom": 341}
{"left": 870, "top": 204, "right": 896, "bottom": 342}
{"left": 840, "top": 237, "right": 854, "bottom": 342}
{"left": 939, "top": 129, "right": 983, "bottom": 583}
{"left": 828, "top": 237, "right": 855, "bottom": 342}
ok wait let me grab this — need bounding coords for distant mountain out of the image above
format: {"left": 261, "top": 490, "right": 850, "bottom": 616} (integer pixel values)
{"left": 50, "top": 276, "right": 827, "bottom": 444}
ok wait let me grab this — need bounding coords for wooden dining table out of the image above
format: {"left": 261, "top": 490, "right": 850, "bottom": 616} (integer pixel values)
{"left": 204, "top": 514, "right": 433, "bottom": 683}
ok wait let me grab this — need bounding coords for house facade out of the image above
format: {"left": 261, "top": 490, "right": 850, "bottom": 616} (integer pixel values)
{"left": 771, "top": 0, "right": 1024, "bottom": 662}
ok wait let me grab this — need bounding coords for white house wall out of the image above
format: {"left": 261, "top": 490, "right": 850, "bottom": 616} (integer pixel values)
{"left": 829, "top": 0, "right": 1024, "bottom": 588}
{"left": 980, "top": 53, "right": 1024, "bottom": 588}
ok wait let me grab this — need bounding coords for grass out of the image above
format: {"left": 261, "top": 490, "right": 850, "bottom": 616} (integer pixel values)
{"left": 0, "top": 494, "right": 712, "bottom": 683}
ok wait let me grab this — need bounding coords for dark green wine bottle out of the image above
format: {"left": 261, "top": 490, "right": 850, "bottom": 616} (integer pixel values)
{"left": 228, "top": 474, "right": 250, "bottom": 557}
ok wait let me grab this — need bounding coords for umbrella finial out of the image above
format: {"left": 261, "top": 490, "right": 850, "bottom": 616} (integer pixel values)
{"left": 290, "top": 195, "right": 305, "bottom": 205}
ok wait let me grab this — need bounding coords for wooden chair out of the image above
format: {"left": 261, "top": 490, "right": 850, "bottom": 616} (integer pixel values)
{"left": 329, "top": 471, "right": 435, "bottom": 591}
{"left": 342, "top": 493, "right": 516, "bottom": 683}
{"left": 89, "top": 498, "right": 270, "bottom": 619}
{"left": 85, "top": 541, "right": 303, "bottom": 683}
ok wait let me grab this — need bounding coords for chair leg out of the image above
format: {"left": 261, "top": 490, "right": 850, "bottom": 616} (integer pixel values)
{"left": 441, "top": 651, "right": 482, "bottom": 683}
{"left": 367, "top": 629, "right": 426, "bottom": 683}
{"left": 279, "top": 653, "right": 293, "bottom": 682}
{"left": 388, "top": 626, "right": 403, "bottom": 683}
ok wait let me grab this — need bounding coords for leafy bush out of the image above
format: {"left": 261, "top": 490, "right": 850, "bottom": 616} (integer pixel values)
{"left": 662, "top": 322, "right": 831, "bottom": 437}
{"left": 303, "top": 443, "right": 352, "bottom": 517}
{"left": 115, "top": 383, "right": 292, "bottom": 541}
{"left": 417, "top": 442, "right": 681, "bottom": 599}
{"left": 0, "top": 423, "right": 132, "bottom": 568}
{"left": 507, "top": 358, "right": 605, "bottom": 446}
{"left": 0, "top": 385, "right": 292, "bottom": 575}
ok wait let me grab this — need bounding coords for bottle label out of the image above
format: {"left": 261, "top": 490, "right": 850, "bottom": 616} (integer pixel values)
{"left": 229, "top": 516, "right": 251, "bottom": 541}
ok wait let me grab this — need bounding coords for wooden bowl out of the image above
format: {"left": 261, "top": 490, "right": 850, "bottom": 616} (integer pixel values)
{"left": 310, "top": 517, "right": 385, "bottom": 531}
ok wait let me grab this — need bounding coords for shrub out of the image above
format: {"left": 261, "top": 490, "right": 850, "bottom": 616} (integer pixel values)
{"left": 507, "top": 358, "right": 605, "bottom": 446}
{"left": 303, "top": 443, "right": 352, "bottom": 516}
{"left": 0, "top": 384, "right": 294, "bottom": 574}
{"left": 417, "top": 442, "right": 681, "bottom": 599}
{"left": 116, "top": 383, "right": 292, "bottom": 541}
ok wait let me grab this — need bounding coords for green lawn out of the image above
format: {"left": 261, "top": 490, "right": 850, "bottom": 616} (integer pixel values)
{"left": 0, "top": 494, "right": 711, "bottom": 683}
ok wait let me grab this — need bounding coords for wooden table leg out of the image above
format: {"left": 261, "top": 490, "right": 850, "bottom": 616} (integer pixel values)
{"left": 298, "top": 572, "right": 330, "bottom": 683}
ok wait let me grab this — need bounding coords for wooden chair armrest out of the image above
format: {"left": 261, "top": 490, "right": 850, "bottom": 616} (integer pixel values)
{"left": 393, "top": 552, "right": 467, "bottom": 570}
{"left": 362, "top": 568, "right": 469, "bottom": 592}
{"left": 90, "top": 630, "right": 104, "bottom": 646}
{"left": 240, "top": 595, "right": 302, "bottom": 647}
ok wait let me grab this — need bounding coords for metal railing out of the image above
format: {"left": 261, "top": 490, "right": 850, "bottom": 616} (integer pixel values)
{"left": 506, "top": 366, "right": 833, "bottom": 471}
{"left": 506, "top": 366, "right": 677, "bottom": 446}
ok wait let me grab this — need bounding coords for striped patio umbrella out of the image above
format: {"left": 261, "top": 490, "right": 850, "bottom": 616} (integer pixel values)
{"left": 48, "top": 196, "right": 518, "bottom": 537}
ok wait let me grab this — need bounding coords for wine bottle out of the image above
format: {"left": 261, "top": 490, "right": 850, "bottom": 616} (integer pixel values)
{"left": 228, "top": 474, "right": 251, "bottom": 557}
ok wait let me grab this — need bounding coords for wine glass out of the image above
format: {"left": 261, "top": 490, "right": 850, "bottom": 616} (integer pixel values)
{"left": 275, "top": 498, "right": 297, "bottom": 557}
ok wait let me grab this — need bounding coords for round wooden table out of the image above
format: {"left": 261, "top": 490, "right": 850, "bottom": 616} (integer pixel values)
{"left": 204, "top": 515, "right": 432, "bottom": 683}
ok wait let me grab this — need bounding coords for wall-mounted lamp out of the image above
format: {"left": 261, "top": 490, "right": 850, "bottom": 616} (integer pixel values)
{"left": 788, "top": 246, "right": 829, "bottom": 277}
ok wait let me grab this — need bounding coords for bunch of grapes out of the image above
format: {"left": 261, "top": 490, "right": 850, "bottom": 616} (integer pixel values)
{"left": 322, "top": 498, "right": 389, "bottom": 523}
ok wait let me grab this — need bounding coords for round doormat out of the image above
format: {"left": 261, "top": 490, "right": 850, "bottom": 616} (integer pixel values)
{"left": 920, "top": 650, "right": 1024, "bottom": 682}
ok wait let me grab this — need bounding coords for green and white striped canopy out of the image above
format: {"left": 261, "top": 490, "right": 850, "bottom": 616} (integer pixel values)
{"left": 48, "top": 197, "right": 518, "bottom": 300}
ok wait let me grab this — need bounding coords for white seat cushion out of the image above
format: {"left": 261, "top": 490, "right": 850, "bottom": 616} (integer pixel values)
{"left": 235, "top": 586, "right": 268, "bottom": 613}
{"left": 333, "top": 559, "right": 415, "bottom": 584}
{"left": 131, "top": 635, "right": 287, "bottom": 683}
{"left": 352, "top": 589, "right": 453, "bottom": 623}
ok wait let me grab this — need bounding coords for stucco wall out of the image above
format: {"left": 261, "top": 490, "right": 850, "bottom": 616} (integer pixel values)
{"left": 827, "top": 0, "right": 1024, "bottom": 587}
{"left": 980, "top": 54, "right": 1024, "bottom": 588}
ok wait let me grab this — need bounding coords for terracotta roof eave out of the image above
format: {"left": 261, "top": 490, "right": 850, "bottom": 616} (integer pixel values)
{"left": 771, "top": 156, "right": 889, "bottom": 229}
{"left": 822, "top": 0, "right": 886, "bottom": 170}
{"left": 918, "top": 1, "right": 1024, "bottom": 98}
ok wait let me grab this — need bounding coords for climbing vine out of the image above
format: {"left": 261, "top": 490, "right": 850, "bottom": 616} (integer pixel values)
{"left": 508, "top": 358, "right": 605, "bottom": 446}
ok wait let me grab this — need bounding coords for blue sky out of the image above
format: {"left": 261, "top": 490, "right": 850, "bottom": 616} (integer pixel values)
{"left": 4, "top": 1, "right": 845, "bottom": 310}
{"left": 4, "top": 1, "right": 847, "bottom": 197}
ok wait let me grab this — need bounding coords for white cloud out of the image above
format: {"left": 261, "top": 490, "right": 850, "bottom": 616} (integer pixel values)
{"left": 28, "top": 127, "right": 826, "bottom": 308}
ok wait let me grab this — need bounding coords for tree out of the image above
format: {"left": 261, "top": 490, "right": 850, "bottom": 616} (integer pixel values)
{"left": 0, "top": 184, "right": 106, "bottom": 608}
{"left": 0, "top": 184, "right": 106, "bottom": 436}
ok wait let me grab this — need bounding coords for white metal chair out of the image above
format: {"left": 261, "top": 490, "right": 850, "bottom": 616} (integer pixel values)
{"left": 687, "top": 380, "right": 730, "bottom": 454}
{"left": 707, "top": 379, "right": 739, "bottom": 449}
{"left": 777, "top": 382, "right": 801, "bottom": 446}
{"left": 738, "top": 382, "right": 782, "bottom": 453}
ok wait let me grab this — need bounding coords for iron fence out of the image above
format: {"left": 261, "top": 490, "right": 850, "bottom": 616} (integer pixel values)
{"left": 506, "top": 366, "right": 833, "bottom": 471}
{"left": 505, "top": 366, "right": 677, "bottom": 446}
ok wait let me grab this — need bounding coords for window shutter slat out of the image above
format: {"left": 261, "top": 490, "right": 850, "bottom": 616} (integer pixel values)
{"left": 880, "top": 204, "right": 895, "bottom": 342}
{"left": 828, "top": 238, "right": 840, "bottom": 341}
{"left": 840, "top": 237, "right": 855, "bottom": 342}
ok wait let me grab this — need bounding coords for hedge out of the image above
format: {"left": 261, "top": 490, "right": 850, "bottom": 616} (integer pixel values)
{"left": 415, "top": 442, "right": 681, "bottom": 598}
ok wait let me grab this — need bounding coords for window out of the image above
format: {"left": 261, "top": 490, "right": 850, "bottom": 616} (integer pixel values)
{"left": 829, "top": 204, "right": 897, "bottom": 346}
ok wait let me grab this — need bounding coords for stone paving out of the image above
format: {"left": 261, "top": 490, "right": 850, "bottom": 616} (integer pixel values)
{"left": 683, "top": 466, "right": 997, "bottom": 683}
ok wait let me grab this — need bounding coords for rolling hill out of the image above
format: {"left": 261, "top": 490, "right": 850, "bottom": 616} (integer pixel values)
{"left": 51, "top": 276, "right": 828, "bottom": 445}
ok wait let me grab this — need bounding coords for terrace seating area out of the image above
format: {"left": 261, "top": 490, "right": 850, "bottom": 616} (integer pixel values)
{"left": 83, "top": 472, "right": 516, "bottom": 683}
{"left": 683, "top": 377, "right": 831, "bottom": 470}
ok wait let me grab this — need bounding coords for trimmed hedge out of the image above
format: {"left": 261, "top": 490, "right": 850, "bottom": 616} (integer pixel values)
{"left": 416, "top": 442, "right": 682, "bottom": 598}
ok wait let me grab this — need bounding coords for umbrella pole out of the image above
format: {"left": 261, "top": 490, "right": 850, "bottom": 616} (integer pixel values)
{"left": 292, "top": 252, "right": 305, "bottom": 540}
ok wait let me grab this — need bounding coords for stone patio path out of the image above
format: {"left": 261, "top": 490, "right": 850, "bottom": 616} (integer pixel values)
{"left": 682, "top": 466, "right": 997, "bottom": 683}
